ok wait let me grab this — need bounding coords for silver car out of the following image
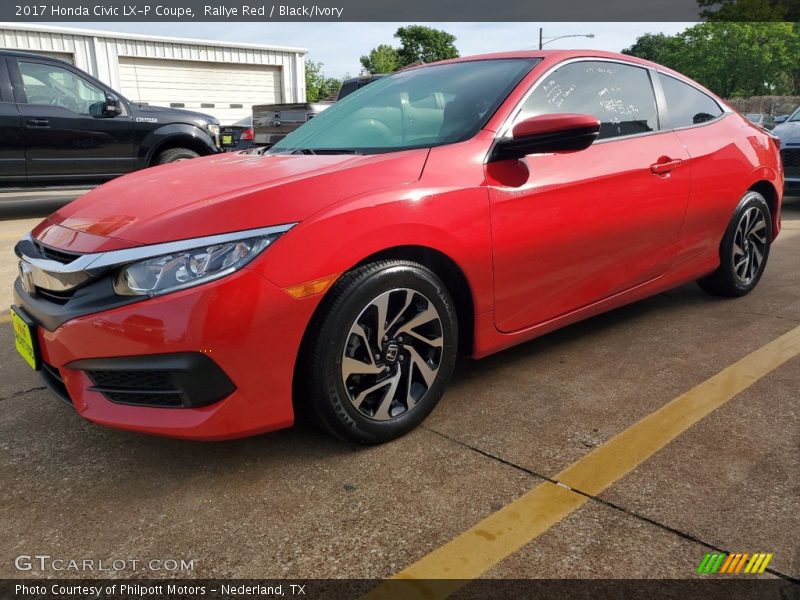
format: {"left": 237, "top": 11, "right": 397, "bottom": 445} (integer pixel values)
{"left": 773, "top": 107, "right": 800, "bottom": 195}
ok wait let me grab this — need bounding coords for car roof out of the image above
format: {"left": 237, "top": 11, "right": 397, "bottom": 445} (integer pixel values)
{"left": 0, "top": 48, "right": 72, "bottom": 65}
{"left": 415, "top": 49, "right": 665, "bottom": 72}
{"left": 405, "top": 49, "right": 727, "bottom": 106}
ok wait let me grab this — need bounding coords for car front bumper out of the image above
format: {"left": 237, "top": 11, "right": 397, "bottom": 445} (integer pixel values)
{"left": 13, "top": 268, "right": 316, "bottom": 440}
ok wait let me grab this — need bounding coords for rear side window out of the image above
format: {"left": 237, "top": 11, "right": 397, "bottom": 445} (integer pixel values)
{"left": 517, "top": 60, "right": 658, "bottom": 140}
{"left": 659, "top": 74, "right": 722, "bottom": 128}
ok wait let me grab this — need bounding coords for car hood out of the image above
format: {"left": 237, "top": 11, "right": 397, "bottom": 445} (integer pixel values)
{"left": 773, "top": 121, "right": 800, "bottom": 144}
{"left": 35, "top": 150, "right": 429, "bottom": 251}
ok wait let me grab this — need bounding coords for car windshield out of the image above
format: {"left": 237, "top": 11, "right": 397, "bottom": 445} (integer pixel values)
{"left": 269, "top": 58, "right": 539, "bottom": 155}
{"left": 789, "top": 107, "right": 800, "bottom": 122}
{"left": 745, "top": 114, "right": 761, "bottom": 122}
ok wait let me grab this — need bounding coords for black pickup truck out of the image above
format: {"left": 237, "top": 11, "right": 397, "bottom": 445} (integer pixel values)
{"left": 251, "top": 74, "right": 387, "bottom": 148}
{"left": 0, "top": 50, "right": 221, "bottom": 187}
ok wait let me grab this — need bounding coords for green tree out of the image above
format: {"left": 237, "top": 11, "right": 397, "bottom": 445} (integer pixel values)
{"left": 360, "top": 26, "right": 459, "bottom": 75}
{"left": 324, "top": 77, "right": 342, "bottom": 99}
{"left": 621, "top": 33, "right": 679, "bottom": 64}
{"left": 360, "top": 44, "right": 401, "bottom": 74}
{"left": 623, "top": 22, "right": 799, "bottom": 97}
{"left": 395, "top": 25, "right": 459, "bottom": 67}
{"left": 697, "top": 0, "right": 798, "bottom": 21}
{"left": 697, "top": 0, "right": 800, "bottom": 95}
{"left": 305, "top": 60, "right": 341, "bottom": 102}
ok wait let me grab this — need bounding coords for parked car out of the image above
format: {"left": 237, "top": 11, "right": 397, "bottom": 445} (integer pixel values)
{"left": 0, "top": 50, "right": 221, "bottom": 187}
{"left": 220, "top": 116, "right": 255, "bottom": 151}
{"left": 251, "top": 102, "right": 332, "bottom": 148}
{"left": 12, "top": 50, "right": 782, "bottom": 444}
{"left": 337, "top": 74, "right": 386, "bottom": 100}
{"left": 773, "top": 106, "right": 800, "bottom": 195}
{"left": 744, "top": 113, "right": 775, "bottom": 130}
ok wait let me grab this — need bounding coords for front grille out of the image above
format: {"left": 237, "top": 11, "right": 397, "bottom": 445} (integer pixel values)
{"left": 22, "top": 241, "right": 85, "bottom": 306}
{"left": 40, "top": 362, "right": 72, "bottom": 405}
{"left": 33, "top": 286, "right": 75, "bottom": 305}
{"left": 85, "top": 369, "right": 185, "bottom": 408}
{"left": 781, "top": 147, "right": 800, "bottom": 177}
{"left": 35, "top": 242, "right": 81, "bottom": 264}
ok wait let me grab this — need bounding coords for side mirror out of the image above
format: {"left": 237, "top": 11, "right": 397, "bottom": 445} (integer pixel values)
{"left": 774, "top": 115, "right": 788, "bottom": 125}
{"left": 102, "top": 95, "right": 123, "bottom": 118}
{"left": 489, "top": 113, "right": 600, "bottom": 163}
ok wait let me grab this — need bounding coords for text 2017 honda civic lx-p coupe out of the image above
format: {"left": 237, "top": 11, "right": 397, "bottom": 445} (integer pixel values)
{"left": 12, "top": 51, "right": 782, "bottom": 443}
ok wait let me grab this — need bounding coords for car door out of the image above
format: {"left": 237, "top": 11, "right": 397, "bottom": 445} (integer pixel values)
{"left": 489, "top": 59, "right": 691, "bottom": 333}
{"left": 10, "top": 58, "right": 134, "bottom": 182}
{"left": 0, "top": 57, "right": 26, "bottom": 184}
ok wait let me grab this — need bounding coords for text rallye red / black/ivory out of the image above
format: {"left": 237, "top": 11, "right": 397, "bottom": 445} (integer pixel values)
{"left": 204, "top": 4, "right": 344, "bottom": 18}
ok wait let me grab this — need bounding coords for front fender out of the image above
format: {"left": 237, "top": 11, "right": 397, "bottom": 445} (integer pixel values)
{"left": 251, "top": 185, "right": 495, "bottom": 317}
{"left": 137, "top": 123, "right": 219, "bottom": 167}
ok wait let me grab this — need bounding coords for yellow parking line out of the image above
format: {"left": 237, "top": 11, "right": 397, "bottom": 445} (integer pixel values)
{"left": 0, "top": 313, "right": 11, "bottom": 325}
{"left": 366, "top": 324, "right": 800, "bottom": 599}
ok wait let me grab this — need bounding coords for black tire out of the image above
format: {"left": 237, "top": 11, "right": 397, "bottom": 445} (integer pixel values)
{"left": 697, "top": 190, "right": 772, "bottom": 297}
{"left": 155, "top": 147, "right": 200, "bottom": 164}
{"left": 302, "top": 260, "right": 458, "bottom": 444}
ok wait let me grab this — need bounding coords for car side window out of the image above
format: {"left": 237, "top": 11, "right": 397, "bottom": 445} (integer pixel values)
{"left": 516, "top": 60, "right": 659, "bottom": 140}
{"left": 18, "top": 61, "right": 106, "bottom": 116}
{"left": 659, "top": 74, "right": 722, "bottom": 128}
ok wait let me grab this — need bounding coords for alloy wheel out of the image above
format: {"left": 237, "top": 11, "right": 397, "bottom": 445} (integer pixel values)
{"left": 341, "top": 288, "right": 444, "bottom": 421}
{"left": 732, "top": 206, "right": 767, "bottom": 285}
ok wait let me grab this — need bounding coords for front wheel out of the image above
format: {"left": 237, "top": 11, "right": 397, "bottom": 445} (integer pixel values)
{"left": 697, "top": 190, "right": 772, "bottom": 297}
{"left": 303, "top": 260, "right": 458, "bottom": 444}
{"left": 155, "top": 147, "right": 200, "bottom": 164}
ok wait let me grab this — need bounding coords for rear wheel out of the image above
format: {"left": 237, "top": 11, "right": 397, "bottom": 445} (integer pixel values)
{"left": 155, "top": 147, "right": 200, "bottom": 164}
{"left": 303, "top": 260, "right": 458, "bottom": 444}
{"left": 697, "top": 190, "right": 772, "bottom": 297}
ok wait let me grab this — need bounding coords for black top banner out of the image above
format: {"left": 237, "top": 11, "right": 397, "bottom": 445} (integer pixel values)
{"left": 1, "top": 0, "right": 797, "bottom": 22}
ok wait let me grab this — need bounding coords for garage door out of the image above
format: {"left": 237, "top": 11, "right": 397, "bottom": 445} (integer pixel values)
{"left": 118, "top": 57, "right": 282, "bottom": 125}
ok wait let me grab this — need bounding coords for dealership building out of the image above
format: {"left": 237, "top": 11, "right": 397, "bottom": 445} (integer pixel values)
{"left": 0, "top": 24, "right": 308, "bottom": 124}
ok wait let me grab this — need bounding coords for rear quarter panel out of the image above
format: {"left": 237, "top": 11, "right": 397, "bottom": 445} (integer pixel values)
{"left": 668, "top": 113, "right": 782, "bottom": 279}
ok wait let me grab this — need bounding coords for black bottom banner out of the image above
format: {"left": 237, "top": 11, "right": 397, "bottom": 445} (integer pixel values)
{"left": 1, "top": 579, "right": 798, "bottom": 600}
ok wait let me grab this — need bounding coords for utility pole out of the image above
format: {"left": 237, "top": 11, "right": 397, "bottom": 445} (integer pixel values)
{"left": 537, "top": 29, "right": 595, "bottom": 50}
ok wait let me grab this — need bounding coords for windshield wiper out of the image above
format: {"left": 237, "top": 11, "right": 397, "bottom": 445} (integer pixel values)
{"left": 288, "top": 148, "right": 364, "bottom": 155}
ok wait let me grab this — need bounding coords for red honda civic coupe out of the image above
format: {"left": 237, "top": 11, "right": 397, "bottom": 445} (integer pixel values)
{"left": 12, "top": 51, "right": 782, "bottom": 444}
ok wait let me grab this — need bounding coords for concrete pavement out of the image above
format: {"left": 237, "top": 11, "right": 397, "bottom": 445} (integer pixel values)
{"left": 0, "top": 199, "right": 797, "bottom": 582}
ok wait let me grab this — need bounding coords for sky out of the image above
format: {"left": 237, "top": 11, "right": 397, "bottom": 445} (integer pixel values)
{"left": 59, "top": 22, "right": 695, "bottom": 79}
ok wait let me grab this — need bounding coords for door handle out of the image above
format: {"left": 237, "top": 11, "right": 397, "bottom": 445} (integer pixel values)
{"left": 26, "top": 118, "right": 50, "bottom": 128}
{"left": 650, "top": 157, "right": 683, "bottom": 175}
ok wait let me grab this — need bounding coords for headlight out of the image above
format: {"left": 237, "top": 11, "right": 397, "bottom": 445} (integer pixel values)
{"left": 113, "top": 234, "right": 278, "bottom": 297}
{"left": 207, "top": 123, "right": 220, "bottom": 137}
